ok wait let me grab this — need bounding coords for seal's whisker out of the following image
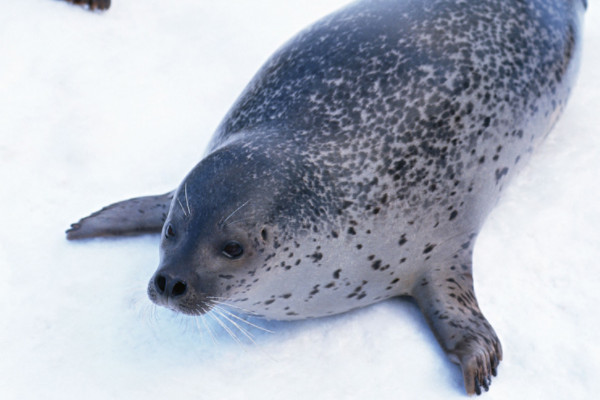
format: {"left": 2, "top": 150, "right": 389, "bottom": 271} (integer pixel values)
{"left": 220, "top": 217, "right": 255, "bottom": 226}
{"left": 177, "top": 198, "right": 188, "bottom": 217}
{"left": 193, "top": 314, "right": 208, "bottom": 342}
{"left": 194, "top": 316, "right": 204, "bottom": 339}
{"left": 220, "top": 200, "right": 250, "bottom": 227}
{"left": 213, "top": 307, "right": 257, "bottom": 345}
{"left": 213, "top": 304, "right": 274, "bottom": 334}
{"left": 150, "top": 303, "right": 159, "bottom": 323}
{"left": 184, "top": 183, "right": 191, "bottom": 216}
{"left": 147, "top": 302, "right": 158, "bottom": 323}
{"left": 206, "top": 298, "right": 260, "bottom": 316}
{"left": 206, "top": 296, "right": 252, "bottom": 309}
{"left": 208, "top": 310, "right": 243, "bottom": 346}
{"left": 199, "top": 307, "right": 218, "bottom": 345}
{"left": 206, "top": 296, "right": 229, "bottom": 301}
{"left": 136, "top": 301, "right": 158, "bottom": 326}
{"left": 213, "top": 306, "right": 258, "bottom": 338}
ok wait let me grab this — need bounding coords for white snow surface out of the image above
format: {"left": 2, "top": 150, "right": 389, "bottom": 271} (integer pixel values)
{"left": 1, "top": 1, "right": 599, "bottom": 399}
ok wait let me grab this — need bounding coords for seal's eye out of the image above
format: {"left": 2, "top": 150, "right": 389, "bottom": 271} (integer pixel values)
{"left": 165, "top": 224, "right": 175, "bottom": 239}
{"left": 222, "top": 241, "right": 244, "bottom": 259}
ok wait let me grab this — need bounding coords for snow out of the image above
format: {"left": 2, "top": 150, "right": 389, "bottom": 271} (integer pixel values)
{"left": 1, "top": 0, "right": 599, "bottom": 399}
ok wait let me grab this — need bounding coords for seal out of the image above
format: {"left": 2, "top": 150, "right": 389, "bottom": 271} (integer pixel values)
{"left": 66, "top": 0, "right": 586, "bottom": 395}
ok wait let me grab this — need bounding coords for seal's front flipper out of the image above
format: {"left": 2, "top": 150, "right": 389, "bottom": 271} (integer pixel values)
{"left": 64, "top": 0, "right": 111, "bottom": 10}
{"left": 412, "top": 261, "right": 502, "bottom": 395}
{"left": 66, "top": 191, "right": 174, "bottom": 240}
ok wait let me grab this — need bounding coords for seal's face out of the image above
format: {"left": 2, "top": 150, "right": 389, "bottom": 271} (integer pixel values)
{"left": 146, "top": 146, "right": 276, "bottom": 316}
{"left": 146, "top": 193, "right": 271, "bottom": 315}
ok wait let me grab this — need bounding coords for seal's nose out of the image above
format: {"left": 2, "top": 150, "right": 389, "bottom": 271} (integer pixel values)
{"left": 154, "top": 274, "right": 187, "bottom": 298}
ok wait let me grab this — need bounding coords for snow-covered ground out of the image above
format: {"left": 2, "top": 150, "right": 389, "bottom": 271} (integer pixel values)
{"left": 1, "top": 1, "right": 598, "bottom": 399}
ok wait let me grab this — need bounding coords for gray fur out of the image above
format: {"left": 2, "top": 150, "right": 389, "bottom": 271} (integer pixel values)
{"left": 67, "top": 0, "right": 585, "bottom": 395}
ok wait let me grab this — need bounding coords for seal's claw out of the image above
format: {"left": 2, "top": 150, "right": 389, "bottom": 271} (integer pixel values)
{"left": 482, "top": 375, "right": 490, "bottom": 392}
{"left": 65, "top": 223, "right": 81, "bottom": 238}
{"left": 458, "top": 338, "right": 501, "bottom": 395}
{"left": 474, "top": 376, "right": 481, "bottom": 396}
{"left": 491, "top": 354, "right": 499, "bottom": 377}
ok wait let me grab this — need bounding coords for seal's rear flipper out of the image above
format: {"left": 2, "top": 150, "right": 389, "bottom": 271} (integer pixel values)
{"left": 411, "top": 249, "right": 502, "bottom": 396}
{"left": 64, "top": 0, "right": 111, "bottom": 11}
{"left": 66, "top": 191, "right": 174, "bottom": 240}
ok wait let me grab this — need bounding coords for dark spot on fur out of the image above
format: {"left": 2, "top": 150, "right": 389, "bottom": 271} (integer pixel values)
{"left": 423, "top": 243, "right": 436, "bottom": 254}
{"left": 398, "top": 235, "right": 407, "bottom": 246}
{"left": 333, "top": 269, "right": 341, "bottom": 279}
{"left": 449, "top": 210, "right": 458, "bottom": 220}
{"left": 348, "top": 227, "right": 357, "bottom": 235}
{"left": 495, "top": 167, "right": 509, "bottom": 183}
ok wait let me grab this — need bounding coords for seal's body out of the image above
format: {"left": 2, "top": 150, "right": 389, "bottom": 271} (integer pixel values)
{"left": 67, "top": 0, "right": 585, "bottom": 394}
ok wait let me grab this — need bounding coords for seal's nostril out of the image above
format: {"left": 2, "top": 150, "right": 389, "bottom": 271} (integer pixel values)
{"left": 155, "top": 275, "right": 166, "bottom": 294}
{"left": 171, "top": 281, "right": 187, "bottom": 297}
{"left": 155, "top": 274, "right": 187, "bottom": 297}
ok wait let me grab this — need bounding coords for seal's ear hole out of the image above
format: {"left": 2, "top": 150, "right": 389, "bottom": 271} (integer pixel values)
{"left": 260, "top": 228, "right": 268, "bottom": 242}
{"left": 165, "top": 224, "right": 175, "bottom": 239}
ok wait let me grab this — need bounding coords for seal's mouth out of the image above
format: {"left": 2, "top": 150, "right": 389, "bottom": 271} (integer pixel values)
{"left": 166, "top": 300, "right": 213, "bottom": 316}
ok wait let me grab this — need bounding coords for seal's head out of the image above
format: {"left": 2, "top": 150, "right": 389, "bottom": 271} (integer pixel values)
{"left": 146, "top": 144, "right": 273, "bottom": 315}
{"left": 146, "top": 140, "right": 319, "bottom": 317}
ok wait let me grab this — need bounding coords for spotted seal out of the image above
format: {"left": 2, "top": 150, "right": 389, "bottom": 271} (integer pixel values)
{"left": 66, "top": 0, "right": 586, "bottom": 395}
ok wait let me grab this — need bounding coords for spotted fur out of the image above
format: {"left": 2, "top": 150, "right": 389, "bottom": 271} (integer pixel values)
{"left": 67, "top": 0, "right": 585, "bottom": 395}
